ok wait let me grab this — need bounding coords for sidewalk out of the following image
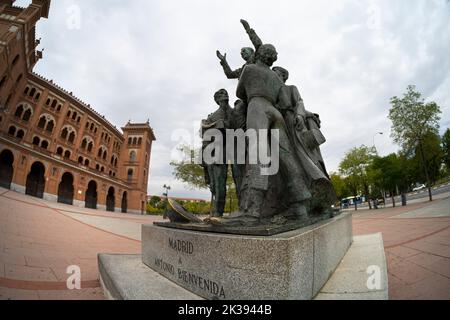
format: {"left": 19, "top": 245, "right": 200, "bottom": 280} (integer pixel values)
{"left": 0, "top": 188, "right": 150, "bottom": 300}
{"left": 353, "top": 197, "right": 450, "bottom": 299}
{"left": 1, "top": 187, "right": 449, "bottom": 299}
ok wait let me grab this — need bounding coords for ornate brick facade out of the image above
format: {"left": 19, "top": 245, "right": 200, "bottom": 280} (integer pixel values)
{"left": 0, "top": 0, "right": 155, "bottom": 214}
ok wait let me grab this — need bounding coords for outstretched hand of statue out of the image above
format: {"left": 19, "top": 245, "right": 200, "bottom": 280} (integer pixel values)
{"left": 240, "top": 19, "right": 251, "bottom": 32}
{"left": 216, "top": 50, "right": 227, "bottom": 62}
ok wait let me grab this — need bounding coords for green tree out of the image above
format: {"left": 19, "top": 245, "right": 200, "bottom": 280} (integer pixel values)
{"left": 388, "top": 85, "right": 442, "bottom": 201}
{"left": 148, "top": 196, "right": 164, "bottom": 209}
{"left": 170, "top": 145, "right": 207, "bottom": 190}
{"left": 411, "top": 131, "right": 443, "bottom": 185}
{"left": 370, "top": 154, "right": 404, "bottom": 207}
{"left": 442, "top": 128, "right": 450, "bottom": 172}
{"left": 339, "top": 145, "right": 376, "bottom": 210}
{"left": 170, "top": 145, "right": 239, "bottom": 213}
{"left": 330, "top": 172, "right": 351, "bottom": 202}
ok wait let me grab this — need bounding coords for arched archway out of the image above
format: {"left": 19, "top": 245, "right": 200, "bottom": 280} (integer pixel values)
{"left": 121, "top": 191, "right": 128, "bottom": 213}
{"left": 0, "top": 150, "right": 14, "bottom": 189}
{"left": 58, "top": 172, "right": 74, "bottom": 205}
{"left": 26, "top": 162, "right": 46, "bottom": 198}
{"left": 106, "top": 187, "right": 115, "bottom": 212}
{"left": 85, "top": 180, "right": 97, "bottom": 209}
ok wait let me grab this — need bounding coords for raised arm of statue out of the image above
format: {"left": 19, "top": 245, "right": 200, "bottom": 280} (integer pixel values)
{"left": 241, "top": 19, "right": 263, "bottom": 51}
{"left": 221, "top": 60, "right": 242, "bottom": 79}
{"left": 217, "top": 50, "right": 242, "bottom": 79}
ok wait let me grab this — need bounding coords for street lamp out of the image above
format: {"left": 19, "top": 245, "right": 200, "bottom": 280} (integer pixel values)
{"left": 373, "top": 132, "right": 383, "bottom": 153}
{"left": 163, "top": 184, "right": 171, "bottom": 213}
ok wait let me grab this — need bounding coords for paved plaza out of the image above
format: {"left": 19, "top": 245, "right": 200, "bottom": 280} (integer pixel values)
{"left": 0, "top": 187, "right": 449, "bottom": 300}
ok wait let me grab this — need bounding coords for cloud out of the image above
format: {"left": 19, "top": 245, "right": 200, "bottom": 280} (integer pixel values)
{"left": 16, "top": 0, "right": 450, "bottom": 198}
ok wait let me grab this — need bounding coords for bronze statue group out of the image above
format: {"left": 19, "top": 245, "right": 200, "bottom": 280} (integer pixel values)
{"left": 201, "top": 20, "right": 336, "bottom": 227}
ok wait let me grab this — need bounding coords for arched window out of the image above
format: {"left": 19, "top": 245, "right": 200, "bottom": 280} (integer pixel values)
{"left": 97, "top": 148, "right": 102, "bottom": 157}
{"left": 68, "top": 132, "right": 76, "bottom": 144}
{"left": 37, "top": 116, "right": 46, "bottom": 129}
{"left": 71, "top": 112, "right": 77, "bottom": 121}
{"left": 46, "top": 120, "right": 54, "bottom": 133}
{"left": 61, "top": 128, "right": 68, "bottom": 140}
{"left": 0, "top": 75, "right": 7, "bottom": 88}
{"left": 34, "top": 92, "right": 40, "bottom": 101}
{"left": 95, "top": 164, "right": 100, "bottom": 171}
{"left": 129, "top": 151, "right": 137, "bottom": 162}
{"left": 57, "top": 105, "right": 62, "bottom": 112}
{"left": 90, "top": 123, "right": 94, "bottom": 131}
{"left": 127, "top": 169, "right": 133, "bottom": 182}
{"left": 87, "top": 142, "right": 93, "bottom": 153}
{"left": 41, "top": 140, "right": 49, "bottom": 149}
{"left": 110, "top": 156, "right": 114, "bottom": 165}
{"left": 85, "top": 122, "right": 90, "bottom": 129}
{"left": 46, "top": 98, "right": 51, "bottom": 106}
{"left": 138, "top": 138, "right": 142, "bottom": 145}
{"left": 132, "top": 138, "right": 137, "bottom": 145}
{"left": 78, "top": 156, "right": 83, "bottom": 164}
{"left": 14, "top": 105, "right": 24, "bottom": 118}
{"left": 101, "top": 166, "right": 105, "bottom": 173}
{"left": 22, "top": 109, "right": 32, "bottom": 122}
{"left": 24, "top": 87, "right": 30, "bottom": 95}
{"left": 56, "top": 147, "right": 63, "bottom": 156}
{"left": 81, "top": 139, "right": 87, "bottom": 149}
{"left": 51, "top": 100, "right": 57, "bottom": 109}
{"left": 32, "top": 136, "right": 40, "bottom": 146}
{"left": 8, "top": 126, "right": 16, "bottom": 136}
{"left": 84, "top": 159, "right": 90, "bottom": 166}
{"left": 64, "top": 150, "right": 71, "bottom": 159}
{"left": 114, "top": 158, "right": 118, "bottom": 167}
{"left": 128, "top": 138, "right": 132, "bottom": 145}
{"left": 12, "top": 54, "right": 19, "bottom": 66}
{"left": 67, "top": 110, "right": 71, "bottom": 118}
{"left": 5, "top": 94, "right": 11, "bottom": 108}
{"left": 16, "top": 130, "right": 25, "bottom": 140}
{"left": 103, "top": 150, "right": 107, "bottom": 160}
{"left": 29, "top": 88, "right": 36, "bottom": 98}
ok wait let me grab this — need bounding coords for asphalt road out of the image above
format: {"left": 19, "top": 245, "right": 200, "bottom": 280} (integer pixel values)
{"left": 386, "top": 182, "right": 450, "bottom": 203}
{"left": 348, "top": 182, "right": 450, "bottom": 209}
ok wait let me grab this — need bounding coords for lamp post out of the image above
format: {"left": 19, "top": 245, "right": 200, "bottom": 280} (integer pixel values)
{"left": 163, "top": 184, "right": 171, "bottom": 213}
{"left": 373, "top": 132, "right": 383, "bottom": 153}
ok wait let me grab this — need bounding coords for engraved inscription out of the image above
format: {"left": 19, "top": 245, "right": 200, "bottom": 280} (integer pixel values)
{"left": 169, "top": 238, "right": 194, "bottom": 255}
{"left": 178, "top": 269, "right": 226, "bottom": 299}
{"left": 154, "top": 258, "right": 175, "bottom": 275}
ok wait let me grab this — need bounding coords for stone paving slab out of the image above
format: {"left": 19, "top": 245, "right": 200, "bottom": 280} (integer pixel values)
{"left": 353, "top": 197, "right": 450, "bottom": 300}
{"left": 1, "top": 187, "right": 450, "bottom": 300}
{"left": 98, "top": 254, "right": 202, "bottom": 300}
{"left": 0, "top": 189, "right": 142, "bottom": 300}
{"left": 315, "top": 233, "right": 388, "bottom": 300}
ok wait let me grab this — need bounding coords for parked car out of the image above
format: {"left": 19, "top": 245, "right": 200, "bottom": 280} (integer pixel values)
{"left": 413, "top": 184, "right": 426, "bottom": 192}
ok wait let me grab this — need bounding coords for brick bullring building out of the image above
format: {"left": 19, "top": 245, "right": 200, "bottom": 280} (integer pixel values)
{"left": 0, "top": 0, "right": 155, "bottom": 214}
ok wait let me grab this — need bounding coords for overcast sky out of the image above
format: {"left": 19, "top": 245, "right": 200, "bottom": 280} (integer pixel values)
{"left": 16, "top": 0, "right": 450, "bottom": 199}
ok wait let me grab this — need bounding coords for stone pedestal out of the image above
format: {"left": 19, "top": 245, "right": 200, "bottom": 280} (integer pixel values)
{"left": 142, "top": 212, "right": 352, "bottom": 300}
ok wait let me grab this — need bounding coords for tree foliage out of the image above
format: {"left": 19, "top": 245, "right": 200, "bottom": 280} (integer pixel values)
{"left": 330, "top": 172, "right": 351, "bottom": 201}
{"left": 389, "top": 85, "right": 441, "bottom": 154}
{"left": 411, "top": 131, "right": 443, "bottom": 184}
{"left": 443, "top": 128, "right": 450, "bottom": 171}
{"left": 339, "top": 145, "right": 376, "bottom": 197}
{"left": 170, "top": 145, "right": 207, "bottom": 190}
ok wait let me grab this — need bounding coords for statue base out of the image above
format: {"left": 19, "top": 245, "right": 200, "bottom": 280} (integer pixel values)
{"left": 142, "top": 212, "right": 352, "bottom": 300}
{"left": 154, "top": 213, "right": 334, "bottom": 236}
